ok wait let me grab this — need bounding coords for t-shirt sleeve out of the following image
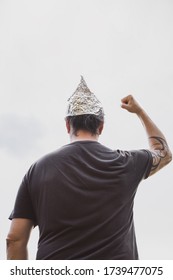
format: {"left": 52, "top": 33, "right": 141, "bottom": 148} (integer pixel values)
{"left": 131, "top": 149, "right": 153, "bottom": 180}
{"left": 9, "top": 172, "right": 37, "bottom": 226}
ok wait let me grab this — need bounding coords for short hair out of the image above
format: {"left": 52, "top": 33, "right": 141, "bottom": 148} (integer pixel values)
{"left": 66, "top": 114, "right": 104, "bottom": 136}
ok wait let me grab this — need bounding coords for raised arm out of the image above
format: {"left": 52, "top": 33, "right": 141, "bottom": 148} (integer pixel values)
{"left": 121, "top": 95, "right": 172, "bottom": 176}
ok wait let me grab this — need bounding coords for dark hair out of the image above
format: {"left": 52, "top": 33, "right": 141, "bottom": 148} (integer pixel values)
{"left": 66, "top": 114, "right": 104, "bottom": 136}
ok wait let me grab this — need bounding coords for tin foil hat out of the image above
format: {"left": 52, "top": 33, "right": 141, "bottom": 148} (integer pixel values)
{"left": 66, "top": 76, "right": 104, "bottom": 118}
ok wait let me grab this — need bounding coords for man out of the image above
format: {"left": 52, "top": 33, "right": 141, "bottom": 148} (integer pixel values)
{"left": 7, "top": 77, "right": 172, "bottom": 260}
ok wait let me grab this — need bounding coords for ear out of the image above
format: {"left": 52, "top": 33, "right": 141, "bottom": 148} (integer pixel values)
{"left": 98, "top": 122, "right": 104, "bottom": 135}
{"left": 65, "top": 118, "right": 71, "bottom": 134}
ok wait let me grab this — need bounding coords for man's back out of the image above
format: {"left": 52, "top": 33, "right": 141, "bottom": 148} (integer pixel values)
{"left": 11, "top": 141, "right": 152, "bottom": 259}
{"left": 7, "top": 91, "right": 172, "bottom": 260}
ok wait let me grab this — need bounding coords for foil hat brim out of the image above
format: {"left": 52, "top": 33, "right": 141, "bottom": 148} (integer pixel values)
{"left": 66, "top": 76, "right": 104, "bottom": 118}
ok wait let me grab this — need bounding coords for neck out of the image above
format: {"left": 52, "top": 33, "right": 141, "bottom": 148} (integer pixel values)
{"left": 70, "top": 130, "right": 99, "bottom": 143}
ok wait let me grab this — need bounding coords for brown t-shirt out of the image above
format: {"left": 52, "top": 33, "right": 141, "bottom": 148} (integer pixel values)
{"left": 9, "top": 141, "right": 152, "bottom": 259}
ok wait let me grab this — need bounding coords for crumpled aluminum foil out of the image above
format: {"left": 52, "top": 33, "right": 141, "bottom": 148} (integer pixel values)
{"left": 66, "top": 76, "right": 104, "bottom": 117}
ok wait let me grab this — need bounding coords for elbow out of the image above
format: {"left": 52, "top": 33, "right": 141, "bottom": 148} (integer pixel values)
{"left": 6, "top": 234, "right": 18, "bottom": 248}
{"left": 6, "top": 233, "right": 23, "bottom": 248}
{"left": 6, "top": 234, "right": 28, "bottom": 260}
{"left": 166, "top": 149, "right": 172, "bottom": 165}
{"left": 6, "top": 235, "right": 17, "bottom": 259}
{"left": 168, "top": 150, "right": 172, "bottom": 163}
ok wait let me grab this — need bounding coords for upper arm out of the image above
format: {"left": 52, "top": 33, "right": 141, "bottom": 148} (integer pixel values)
{"left": 149, "top": 136, "right": 172, "bottom": 177}
{"left": 7, "top": 218, "right": 34, "bottom": 246}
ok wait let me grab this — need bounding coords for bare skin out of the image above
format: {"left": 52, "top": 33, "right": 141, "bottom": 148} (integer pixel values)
{"left": 6, "top": 218, "right": 34, "bottom": 260}
{"left": 6, "top": 95, "right": 172, "bottom": 259}
{"left": 121, "top": 95, "right": 172, "bottom": 176}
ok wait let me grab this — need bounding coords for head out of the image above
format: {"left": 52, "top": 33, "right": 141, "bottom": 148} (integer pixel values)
{"left": 65, "top": 76, "right": 104, "bottom": 141}
{"left": 65, "top": 114, "right": 104, "bottom": 140}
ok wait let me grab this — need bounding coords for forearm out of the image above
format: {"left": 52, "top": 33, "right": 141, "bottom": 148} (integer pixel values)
{"left": 6, "top": 239, "right": 28, "bottom": 260}
{"left": 137, "top": 109, "right": 167, "bottom": 147}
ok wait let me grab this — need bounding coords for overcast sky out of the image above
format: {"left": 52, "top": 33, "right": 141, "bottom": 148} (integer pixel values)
{"left": 0, "top": 0, "right": 173, "bottom": 260}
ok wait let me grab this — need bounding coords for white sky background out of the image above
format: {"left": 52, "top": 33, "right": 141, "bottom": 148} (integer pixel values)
{"left": 0, "top": 0, "right": 172, "bottom": 259}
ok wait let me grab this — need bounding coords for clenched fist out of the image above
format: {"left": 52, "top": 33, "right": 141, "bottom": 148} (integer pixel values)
{"left": 121, "top": 95, "right": 143, "bottom": 114}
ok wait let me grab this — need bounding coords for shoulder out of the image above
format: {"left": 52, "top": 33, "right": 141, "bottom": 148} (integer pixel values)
{"left": 33, "top": 144, "right": 72, "bottom": 165}
{"left": 127, "top": 149, "right": 153, "bottom": 167}
{"left": 130, "top": 149, "right": 153, "bottom": 159}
